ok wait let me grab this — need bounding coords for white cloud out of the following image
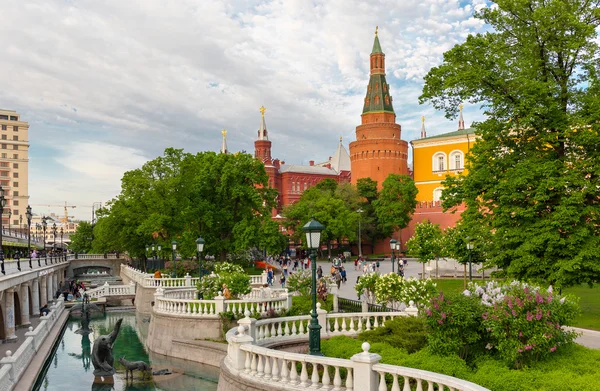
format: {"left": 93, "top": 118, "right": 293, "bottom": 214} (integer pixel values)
{"left": 0, "top": 0, "right": 493, "bottom": 219}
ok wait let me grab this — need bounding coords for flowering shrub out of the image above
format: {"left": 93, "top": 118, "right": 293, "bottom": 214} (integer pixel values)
{"left": 374, "top": 273, "right": 404, "bottom": 309}
{"left": 287, "top": 270, "right": 312, "bottom": 296}
{"left": 164, "top": 260, "right": 199, "bottom": 276}
{"left": 355, "top": 272, "right": 380, "bottom": 303}
{"left": 214, "top": 262, "right": 245, "bottom": 275}
{"left": 399, "top": 278, "right": 437, "bottom": 307}
{"left": 425, "top": 280, "right": 580, "bottom": 367}
{"left": 196, "top": 262, "right": 251, "bottom": 299}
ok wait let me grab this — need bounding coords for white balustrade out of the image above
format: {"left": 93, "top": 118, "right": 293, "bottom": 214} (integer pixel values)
{"left": 240, "top": 344, "right": 355, "bottom": 390}
{"left": 154, "top": 297, "right": 219, "bottom": 317}
{"left": 324, "top": 312, "right": 409, "bottom": 336}
{"left": 0, "top": 298, "right": 65, "bottom": 391}
{"left": 253, "top": 315, "right": 311, "bottom": 344}
{"left": 162, "top": 288, "right": 198, "bottom": 300}
{"left": 241, "top": 287, "right": 288, "bottom": 300}
{"left": 226, "top": 296, "right": 288, "bottom": 317}
{"left": 372, "top": 363, "right": 490, "bottom": 391}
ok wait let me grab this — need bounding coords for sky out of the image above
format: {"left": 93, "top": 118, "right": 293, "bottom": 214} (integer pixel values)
{"left": 0, "top": 0, "right": 491, "bottom": 221}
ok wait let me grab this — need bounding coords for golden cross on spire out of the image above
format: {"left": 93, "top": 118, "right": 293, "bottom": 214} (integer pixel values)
{"left": 222, "top": 129, "right": 227, "bottom": 137}
{"left": 259, "top": 106, "right": 266, "bottom": 117}
{"left": 375, "top": 26, "right": 378, "bottom": 36}
{"left": 459, "top": 104, "right": 464, "bottom": 111}
{"left": 421, "top": 116, "right": 425, "bottom": 123}
{"left": 340, "top": 136, "right": 343, "bottom": 143}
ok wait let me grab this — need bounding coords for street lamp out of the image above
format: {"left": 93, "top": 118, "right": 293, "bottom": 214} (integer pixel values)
{"left": 0, "top": 186, "right": 6, "bottom": 275}
{"left": 390, "top": 239, "right": 397, "bottom": 273}
{"left": 7, "top": 209, "right": 11, "bottom": 235}
{"left": 19, "top": 214, "right": 22, "bottom": 236}
{"left": 157, "top": 244, "right": 162, "bottom": 267}
{"left": 466, "top": 236, "right": 474, "bottom": 281}
{"left": 52, "top": 223, "right": 57, "bottom": 263}
{"left": 196, "top": 237, "right": 205, "bottom": 277}
{"left": 145, "top": 245, "right": 150, "bottom": 271}
{"left": 357, "top": 209, "right": 363, "bottom": 258}
{"left": 26, "top": 205, "right": 32, "bottom": 269}
{"left": 302, "top": 217, "right": 325, "bottom": 356}
{"left": 171, "top": 240, "right": 177, "bottom": 277}
{"left": 60, "top": 227, "right": 64, "bottom": 257}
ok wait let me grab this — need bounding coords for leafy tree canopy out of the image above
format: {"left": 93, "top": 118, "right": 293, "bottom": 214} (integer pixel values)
{"left": 92, "top": 148, "right": 277, "bottom": 260}
{"left": 420, "top": 0, "right": 600, "bottom": 287}
{"left": 68, "top": 221, "right": 93, "bottom": 254}
{"left": 373, "top": 174, "right": 418, "bottom": 234}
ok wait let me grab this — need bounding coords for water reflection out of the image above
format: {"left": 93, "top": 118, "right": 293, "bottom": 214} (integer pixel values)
{"left": 34, "top": 312, "right": 218, "bottom": 391}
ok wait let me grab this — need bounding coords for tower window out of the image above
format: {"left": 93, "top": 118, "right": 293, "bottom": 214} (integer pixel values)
{"left": 433, "top": 152, "right": 447, "bottom": 172}
{"left": 449, "top": 150, "right": 464, "bottom": 170}
{"left": 375, "top": 83, "right": 379, "bottom": 91}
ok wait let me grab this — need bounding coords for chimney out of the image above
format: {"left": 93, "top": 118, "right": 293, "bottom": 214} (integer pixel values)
{"left": 309, "top": 160, "right": 314, "bottom": 166}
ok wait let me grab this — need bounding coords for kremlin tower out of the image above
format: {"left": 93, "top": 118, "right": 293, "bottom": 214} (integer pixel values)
{"left": 349, "top": 27, "right": 409, "bottom": 188}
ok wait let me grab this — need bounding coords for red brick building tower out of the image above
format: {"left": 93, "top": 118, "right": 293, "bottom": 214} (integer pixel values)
{"left": 349, "top": 28, "right": 409, "bottom": 188}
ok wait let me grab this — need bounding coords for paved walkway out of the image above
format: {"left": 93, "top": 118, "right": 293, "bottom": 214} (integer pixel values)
{"left": 0, "top": 314, "right": 42, "bottom": 358}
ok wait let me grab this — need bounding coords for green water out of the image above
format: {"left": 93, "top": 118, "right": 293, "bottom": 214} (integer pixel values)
{"left": 35, "top": 312, "right": 219, "bottom": 391}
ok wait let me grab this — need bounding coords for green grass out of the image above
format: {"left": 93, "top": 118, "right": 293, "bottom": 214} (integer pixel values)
{"left": 432, "top": 278, "right": 600, "bottom": 331}
{"left": 243, "top": 266, "right": 265, "bottom": 275}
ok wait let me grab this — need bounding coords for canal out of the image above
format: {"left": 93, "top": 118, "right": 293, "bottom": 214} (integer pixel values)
{"left": 33, "top": 311, "right": 219, "bottom": 391}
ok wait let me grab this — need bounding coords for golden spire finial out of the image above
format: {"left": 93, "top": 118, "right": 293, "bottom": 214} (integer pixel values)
{"left": 421, "top": 116, "right": 425, "bottom": 123}
{"left": 222, "top": 129, "right": 227, "bottom": 137}
{"left": 459, "top": 104, "right": 464, "bottom": 112}
{"left": 375, "top": 26, "right": 378, "bottom": 36}
{"left": 340, "top": 136, "right": 343, "bottom": 143}
{"left": 259, "top": 106, "right": 266, "bottom": 117}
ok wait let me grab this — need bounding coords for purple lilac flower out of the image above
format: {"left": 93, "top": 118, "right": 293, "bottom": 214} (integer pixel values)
{"left": 526, "top": 312, "right": 533, "bottom": 321}
{"left": 550, "top": 346, "right": 557, "bottom": 352}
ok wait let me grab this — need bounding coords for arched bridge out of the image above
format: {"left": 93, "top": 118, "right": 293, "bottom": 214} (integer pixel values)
{"left": 66, "top": 254, "right": 128, "bottom": 278}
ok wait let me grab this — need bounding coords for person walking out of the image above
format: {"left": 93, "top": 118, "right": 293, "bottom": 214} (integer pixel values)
{"left": 317, "top": 265, "right": 323, "bottom": 279}
{"left": 354, "top": 257, "right": 359, "bottom": 271}
{"left": 340, "top": 267, "right": 347, "bottom": 283}
{"left": 334, "top": 271, "right": 342, "bottom": 289}
{"left": 280, "top": 274, "right": 286, "bottom": 289}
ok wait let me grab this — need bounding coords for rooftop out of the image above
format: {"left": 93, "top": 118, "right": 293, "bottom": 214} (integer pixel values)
{"left": 413, "top": 127, "right": 475, "bottom": 142}
{"left": 279, "top": 164, "right": 338, "bottom": 176}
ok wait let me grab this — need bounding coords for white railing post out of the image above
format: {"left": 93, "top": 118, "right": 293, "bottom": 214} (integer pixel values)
{"left": 350, "top": 342, "right": 381, "bottom": 391}
{"left": 284, "top": 289, "right": 292, "bottom": 310}
{"left": 229, "top": 325, "right": 254, "bottom": 371}
{"left": 1, "top": 351, "right": 16, "bottom": 382}
{"left": 215, "top": 292, "right": 225, "bottom": 314}
{"left": 406, "top": 300, "right": 418, "bottom": 317}
{"left": 103, "top": 282, "right": 110, "bottom": 297}
{"left": 317, "top": 303, "right": 328, "bottom": 337}
{"left": 330, "top": 284, "right": 339, "bottom": 313}
{"left": 185, "top": 273, "right": 192, "bottom": 287}
{"left": 261, "top": 271, "right": 268, "bottom": 285}
{"left": 237, "top": 310, "right": 257, "bottom": 342}
{"left": 154, "top": 288, "right": 164, "bottom": 310}
{"left": 129, "top": 281, "right": 136, "bottom": 294}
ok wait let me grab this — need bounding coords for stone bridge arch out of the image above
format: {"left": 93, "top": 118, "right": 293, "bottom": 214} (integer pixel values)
{"left": 67, "top": 258, "right": 127, "bottom": 278}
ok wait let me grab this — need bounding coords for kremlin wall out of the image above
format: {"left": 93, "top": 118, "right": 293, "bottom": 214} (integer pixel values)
{"left": 224, "top": 30, "right": 474, "bottom": 255}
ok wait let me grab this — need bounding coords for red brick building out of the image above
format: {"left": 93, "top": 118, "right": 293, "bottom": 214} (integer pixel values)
{"left": 254, "top": 107, "right": 351, "bottom": 216}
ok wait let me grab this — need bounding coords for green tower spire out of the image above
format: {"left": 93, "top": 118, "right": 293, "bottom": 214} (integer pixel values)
{"left": 363, "top": 27, "right": 394, "bottom": 115}
{"left": 372, "top": 26, "right": 382, "bottom": 53}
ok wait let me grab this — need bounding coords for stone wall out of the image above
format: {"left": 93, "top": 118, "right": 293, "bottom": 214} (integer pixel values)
{"left": 132, "top": 285, "right": 156, "bottom": 315}
{"left": 146, "top": 312, "right": 222, "bottom": 357}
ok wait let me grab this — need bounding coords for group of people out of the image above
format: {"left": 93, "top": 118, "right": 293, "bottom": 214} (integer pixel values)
{"left": 57, "top": 279, "right": 86, "bottom": 301}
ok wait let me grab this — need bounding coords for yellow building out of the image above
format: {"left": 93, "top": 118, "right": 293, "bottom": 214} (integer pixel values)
{"left": 410, "top": 107, "right": 476, "bottom": 202}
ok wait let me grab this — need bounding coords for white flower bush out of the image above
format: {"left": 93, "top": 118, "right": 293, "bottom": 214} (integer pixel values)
{"left": 214, "top": 262, "right": 245, "bottom": 275}
{"left": 361, "top": 273, "right": 438, "bottom": 309}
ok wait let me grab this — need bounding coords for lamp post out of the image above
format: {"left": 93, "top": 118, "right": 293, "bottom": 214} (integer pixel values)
{"left": 42, "top": 217, "right": 47, "bottom": 264}
{"left": 196, "top": 237, "right": 205, "bottom": 277}
{"left": 389, "top": 239, "right": 397, "bottom": 273}
{"left": 157, "top": 244, "right": 162, "bottom": 269}
{"left": 466, "top": 237, "right": 474, "bottom": 281}
{"left": 60, "top": 227, "right": 64, "bottom": 256}
{"left": 171, "top": 240, "right": 177, "bottom": 278}
{"left": 357, "top": 208, "right": 363, "bottom": 258}
{"left": 302, "top": 217, "right": 325, "bottom": 356}
{"left": 395, "top": 242, "right": 401, "bottom": 272}
{"left": 8, "top": 209, "right": 11, "bottom": 235}
{"left": 0, "top": 186, "right": 6, "bottom": 275}
{"left": 26, "top": 205, "right": 32, "bottom": 269}
{"left": 19, "top": 214, "right": 22, "bottom": 236}
{"left": 145, "top": 245, "right": 150, "bottom": 271}
{"left": 52, "top": 223, "right": 57, "bottom": 263}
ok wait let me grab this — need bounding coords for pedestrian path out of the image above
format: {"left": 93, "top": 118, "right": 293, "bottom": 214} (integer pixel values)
{"left": 0, "top": 314, "right": 42, "bottom": 359}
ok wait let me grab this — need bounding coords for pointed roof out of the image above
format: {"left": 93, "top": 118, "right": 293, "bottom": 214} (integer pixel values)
{"left": 330, "top": 136, "right": 351, "bottom": 173}
{"left": 221, "top": 129, "right": 228, "bottom": 154}
{"left": 458, "top": 104, "right": 465, "bottom": 130}
{"left": 258, "top": 105, "right": 268, "bottom": 140}
{"left": 372, "top": 26, "right": 382, "bottom": 54}
{"left": 420, "top": 116, "right": 427, "bottom": 139}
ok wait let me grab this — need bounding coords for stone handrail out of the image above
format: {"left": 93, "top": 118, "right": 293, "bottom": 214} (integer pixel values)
{"left": 241, "top": 287, "right": 288, "bottom": 300}
{"left": 162, "top": 287, "right": 198, "bottom": 300}
{"left": 84, "top": 281, "right": 136, "bottom": 299}
{"left": 240, "top": 343, "right": 355, "bottom": 390}
{"left": 225, "top": 308, "right": 491, "bottom": 391}
{"left": 0, "top": 298, "right": 65, "bottom": 390}
{"left": 372, "top": 363, "right": 490, "bottom": 391}
{"left": 142, "top": 276, "right": 200, "bottom": 288}
{"left": 324, "top": 311, "right": 409, "bottom": 335}
{"left": 152, "top": 288, "right": 292, "bottom": 318}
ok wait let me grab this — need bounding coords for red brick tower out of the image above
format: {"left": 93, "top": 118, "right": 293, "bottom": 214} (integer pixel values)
{"left": 349, "top": 27, "right": 409, "bottom": 188}
{"left": 254, "top": 106, "right": 280, "bottom": 213}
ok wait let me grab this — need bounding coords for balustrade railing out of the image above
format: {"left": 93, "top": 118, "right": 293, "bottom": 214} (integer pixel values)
{"left": 154, "top": 296, "right": 218, "bottom": 317}
{"left": 225, "top": 308, "right": 491, "bottom": 391}
{"left": 84, "top": 282, "right": 136, "bottom": 299}
{"left": 162, "top": 288, "right": 198, "bottom": 300}
{"left": 0, "top": 297, "right": 65, "bottom": 391}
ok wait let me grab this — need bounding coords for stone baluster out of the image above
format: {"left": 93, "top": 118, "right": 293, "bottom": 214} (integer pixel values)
{"left": 317, "top": 302, "right": 328, "bottom": 337}
{"left": 238, "top": 311, "right": 257, "bottom": 341}
{"left": 350, "top": 342, "right": 380, "bottom": 391}
{"left": 230, "top": 325, "right": 254, "bottom": 371}
{"left": 185, "top": 273, "right": 192, "bottom": 287}
{"left": 215, "top": 292, "right": 225, "bottom": 314}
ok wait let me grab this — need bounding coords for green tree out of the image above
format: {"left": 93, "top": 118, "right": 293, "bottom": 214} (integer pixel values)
{"left": 406, "top": 220, "right": 443, "bottom": 279}
{"left": 373, "top": 174, "right": 418, "bottom": 236}
{"left": 356, "top": 178, "right": 390, "bottom": 254}
{"left": 420, "top": 0, "right": 600, "bottom": 288}
{"left": 68, "top": 221, "right": 93, "bottom": 253}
